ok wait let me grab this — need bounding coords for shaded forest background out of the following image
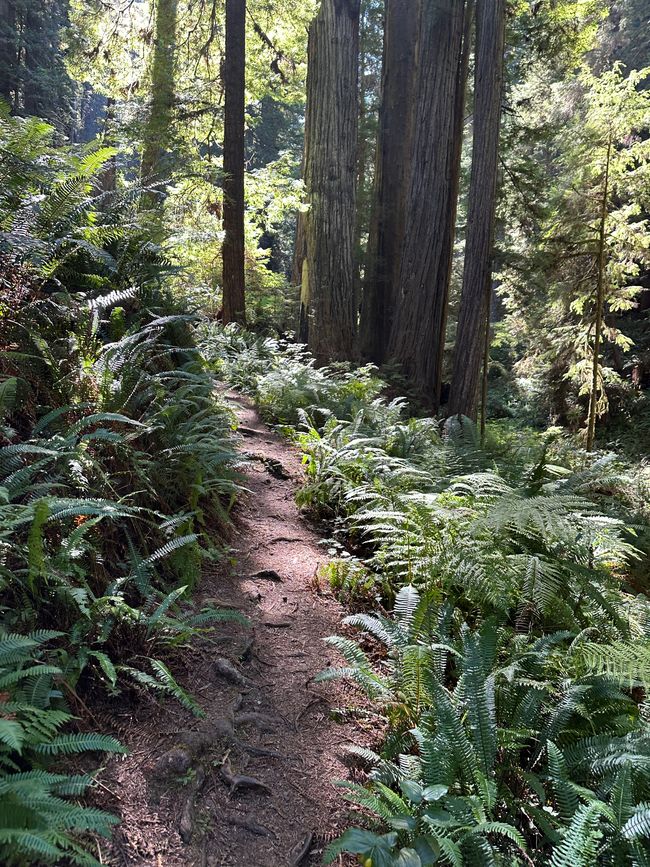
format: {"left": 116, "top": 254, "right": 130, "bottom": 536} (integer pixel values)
{"left": 2, "top": 0, "right": 649, "bottom": 444}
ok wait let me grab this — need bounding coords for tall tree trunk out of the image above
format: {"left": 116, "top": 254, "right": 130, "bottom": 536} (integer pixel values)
{"left": 140, "top": 0, "right": 178, "bottom": 208}
{"left": 293, "top": 121, "right": 309, "bottom": 341}
{"left": 359, "top": 0, "right": 417, "bottom": 364}
{"left": 221, "top": 0, "right": 246, "bottom": 325}
{"left": 438, "top": 0, "right": 474, "bottom": 393}
{"left": 386, "top": 0, "right": 468, "bottom": 406}
{"left": 448, "top": 0, "right": 506, "bottom": 420}
{"left": 21, "top": 4, "right": 41, "bottom": 117}
{"left": 100, "top": 96, "right": 117, "bottom": 194}
{"left": 353, "top": 8, "right": 368, "bottom": 317}
{"left": 586, "top": 133, "right": 612, "bottom": 452}
{"left": 293, "top": 208, "right": 309, "bottom": 341}
{"left": 301, "top": 0, "right": 360, "bottom": 362}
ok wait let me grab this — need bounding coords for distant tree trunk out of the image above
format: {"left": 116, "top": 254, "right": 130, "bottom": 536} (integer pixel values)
{"left": 293, "top": 129, "right": 309, "bottom": 341}
{"left": 0, "top": 0, "right": 17, "bottom": 107}
{"left": 301, "top": 0, "right": 360, "bottom": 362}
{"left": 353, "top": 8, "right": 368, "bottom": 315}
{"left": 100, "top": 96, "right": 117, "bottom": 194}
{"left": 293, "top": 208, "right": 308, "bottom": 341}
{"left": 221, "top": 0, "right": 246, "bottom": 325}
{"left": 359, "top": 0, "right": 417, "bottom": 364}
{"left": 448, "top": 0, "right": 506, "bottom": 420}
{"left": 586, "top": 133, "right": 612, "bottom": 452}
{"left": 140, "top": 0, "right": 178, "bottom": 209}
{"left": 386, "top": 0, "right": 468, "bottom": 406}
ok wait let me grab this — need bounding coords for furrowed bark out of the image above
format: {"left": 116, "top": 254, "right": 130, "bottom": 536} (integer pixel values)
{"left": 448, "top": 0, "right": 506, "bottom": 420}
{"left": 386, "top": 0, "right": 467, "bottom": 406}
{"left": 302, "top": 0, "right": 360, "bottom": 362}
{"left": 222, "top": 0, "right": 246, "bottom": 325}
{"left": 359, "top": 0, "right": 417, "bottom": 364}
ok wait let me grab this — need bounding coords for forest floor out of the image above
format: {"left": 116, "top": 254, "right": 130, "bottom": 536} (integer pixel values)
{"left": 97, "top": 389, "right": 369, "bottom": 866}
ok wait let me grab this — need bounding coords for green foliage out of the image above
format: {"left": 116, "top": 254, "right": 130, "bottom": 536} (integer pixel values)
{"left": 0, "top": 113, "right": 244, "bottom": 862}
{"left": 0, "top": 629, "right": 125, "bottom": 866}
{"left": 209, "top": 329, "right": 650, "bottom": 866}
{"left": 201, "top": 323, "right": 383, "bottom": 424}
{"left": 323, "top": 589, "right": 650, "bottom": 866}
{"left": 498, "top": 45, "right": 650, "bottom": 437}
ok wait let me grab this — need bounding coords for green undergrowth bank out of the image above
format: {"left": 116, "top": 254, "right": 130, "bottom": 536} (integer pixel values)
{"left": 202, "top": 324, "right": 650, "bottom": 867}
{"left": 0, "top": 114, "right": 244, "bottom": 866}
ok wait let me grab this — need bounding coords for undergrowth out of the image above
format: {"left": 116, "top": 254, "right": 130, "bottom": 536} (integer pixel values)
{"left": 202, "top": 323, "right": 650, "bottom": 866}
{"left": 0, "top": 114, "right": 243, "bottom": 864}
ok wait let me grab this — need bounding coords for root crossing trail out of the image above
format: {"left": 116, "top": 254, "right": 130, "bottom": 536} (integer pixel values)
{"left": 103, "top": 390, "right": 363, "bottom": 867}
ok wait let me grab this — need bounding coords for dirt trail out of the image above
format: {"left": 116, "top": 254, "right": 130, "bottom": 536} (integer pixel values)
{"left": 101, "top": 390, "right": 364, "bottom": 867}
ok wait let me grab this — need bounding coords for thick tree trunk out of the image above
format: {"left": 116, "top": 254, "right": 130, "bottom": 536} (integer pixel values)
{"left": 448, "top": 0, "right": 506, "bottom": 420}
{"left": 302, "top": 0, "right": 360, "bottom": 362}
{"left": 438, "top": 0, "right": 474, "bottom": 394}
{"left": 386, "top": 0, "right": 468, "bottom": 406}
{"left": 359, "top": 0, "right": 417, "bottom": 364}
{"left": 221, "top": 0, "right": 246, "bottom": 325}
{"left": 140, "top": 0, "right": 178, "bottom": 208}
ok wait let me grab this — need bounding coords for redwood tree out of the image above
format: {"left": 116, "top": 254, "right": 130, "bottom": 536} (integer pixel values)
{"left": 359, "top": 0, "right": 417, "bottom": 364}
{"left": 386, "top": 0, "right": 470, "bottom": 406}
{"left": 301, "top": 0, "right": 360, "bottom": 361}
{"left": 221, "top": 0, "right": 246, "bottom": 325}
{"left": 448, "top": 0, "right": 506, "bottom": 419}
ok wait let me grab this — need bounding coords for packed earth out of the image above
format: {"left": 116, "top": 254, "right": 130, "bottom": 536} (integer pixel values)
{"left": 99, "top": 390, "right": 368, "bottom": 867}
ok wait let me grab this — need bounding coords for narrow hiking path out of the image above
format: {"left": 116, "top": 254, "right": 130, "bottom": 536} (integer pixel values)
{"left": 101, "top": 389, "right": 365, "bottom": 867}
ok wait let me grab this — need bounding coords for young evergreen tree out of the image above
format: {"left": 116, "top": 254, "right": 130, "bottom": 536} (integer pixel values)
{"left": 301, "top": 0, "right": 361, "bottom": 361}
{"left": 566, "top": 66, "right": 650, "bottom": 447}
{"left": 498, "top": 60, "right": 650, "bottom": 437}
{"left": 448, "top": 0, "right": 506, "bottom": 421}
{"left": 386, "top": 0, "right": 470, "bottom": 406}
{"left": 222, "top": 0, "right": 247, "bottom": 325}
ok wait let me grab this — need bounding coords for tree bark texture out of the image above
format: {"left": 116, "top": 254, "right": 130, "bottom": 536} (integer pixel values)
{"left": 353, "top": 9, "right": 368, "bottom": 319}
{"left": 293, "top": 208, "right": 309, "bottom": 341}
{"left": 448, "top": 0, "right": 506, "bottom": 419}
{"left": 221, "top": 0, "right": 246, "bottom": 325}
{"left": 386, "top": 0, "right": 467, "bottom": 406}
{"left": 359, "top": 0, "right": 417, "bottom": 364}
{"left": 302, "top": 0, "right": 360, "bottom": 362}
{"left": 140, "top": 0, "right": 178, "bottom": 204}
